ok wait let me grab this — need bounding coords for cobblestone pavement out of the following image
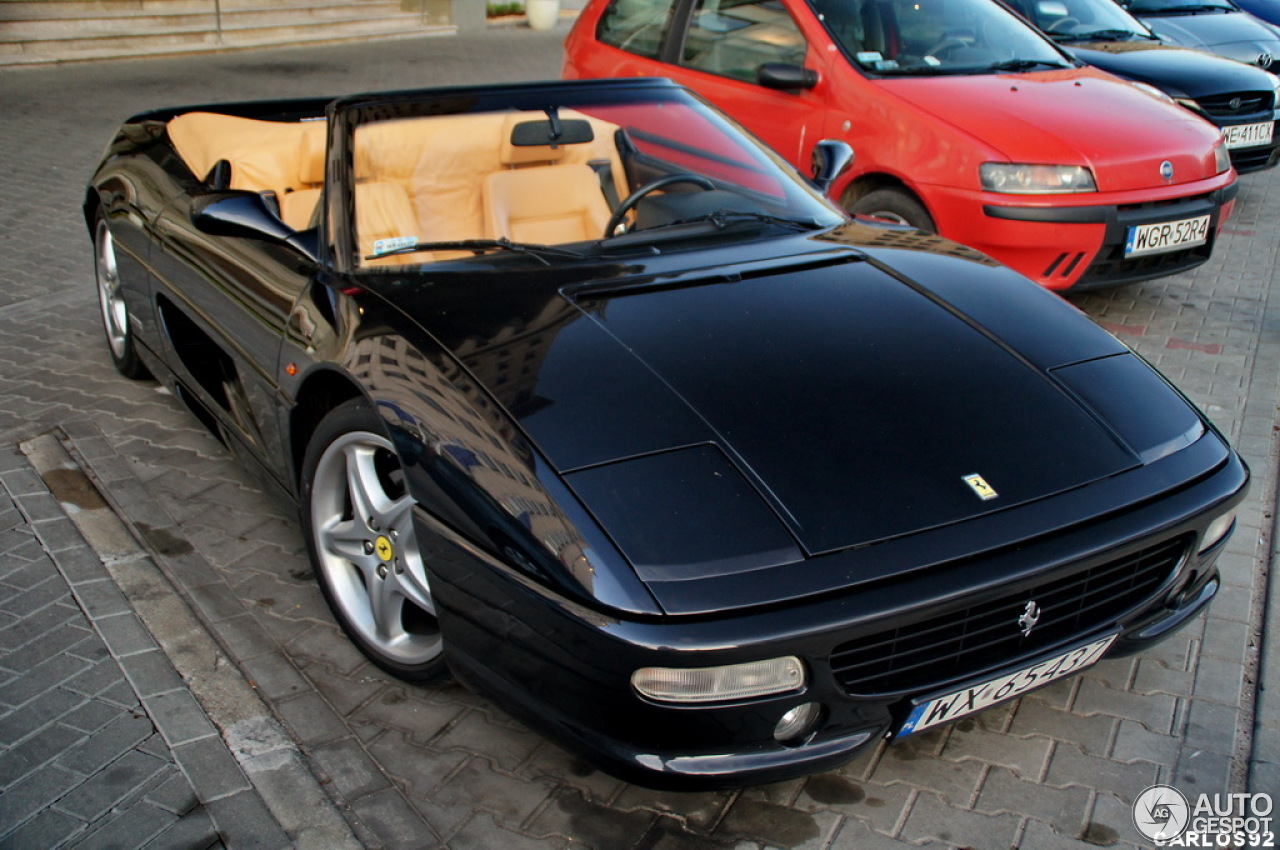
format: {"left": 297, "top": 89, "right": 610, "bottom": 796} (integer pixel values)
{"left": 0, "top": 18, "right": 1276, "bottom": 849}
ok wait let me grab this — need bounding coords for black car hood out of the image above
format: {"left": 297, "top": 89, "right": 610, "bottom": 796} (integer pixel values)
{"left": 544, "top": 257, "right": 1140, "bottom": 559}
{"left": 373, "top": 232, "right": 1216, "bottom": 613}
{"left": 1139, "top": 10, "right": 1280, "bottom": 57}
{"left": 1069, "top": 40, "right": 1278, "bottom": 98}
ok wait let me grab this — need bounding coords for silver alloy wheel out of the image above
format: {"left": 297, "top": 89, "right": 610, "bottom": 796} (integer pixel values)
{"left": 95, "top": 218, "right": 129, "bottom": 360}
{"left": 310, "top": 430, "right": 442, "bottom": 665}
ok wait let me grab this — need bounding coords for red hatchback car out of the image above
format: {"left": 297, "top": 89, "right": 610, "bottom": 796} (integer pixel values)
{"left": 564, "top": 0, "right": 1239, "bottom": 290}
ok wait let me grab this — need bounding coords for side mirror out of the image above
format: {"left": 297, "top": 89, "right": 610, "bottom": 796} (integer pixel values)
{"left": 811, "top": 140, "right": 855, "bottom": 194}
{"left": 191, "top": 191, "right": 318, "bottom": 261}
{"left": 757, "top": 62, "right": 819, "bottom": 91}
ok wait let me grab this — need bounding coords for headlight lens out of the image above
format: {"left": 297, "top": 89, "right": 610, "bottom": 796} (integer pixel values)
{"left": 632, "top": 657, "right": 806, "bottom": 703}
{"left": 979, "top": 163, "right": 1097, "bottom": 194}
{"left": 1213, "top": 140, "right": 1231, "bottom": 174}
{"left": 1199, "top": 510, "right": 1236, "bottom": 553}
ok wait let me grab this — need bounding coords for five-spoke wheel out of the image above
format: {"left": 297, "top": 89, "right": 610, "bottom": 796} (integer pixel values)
{"left": 302, "top": 399, "right": 446, "bottom": 681}
{"left": 94, "top": 214, "right": 148, "bottom": 379}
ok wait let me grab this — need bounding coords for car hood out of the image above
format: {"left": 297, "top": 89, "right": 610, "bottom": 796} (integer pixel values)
{"left": 374, "top": 234, "right": 1215, "bottom": 614}
{"left": 879, "top": 68, "right": 1223, "bottom": 190}
{"left": 1069, "top": 41, "right": 1277, "bottom": 98}
{"left": 1140, "top": 11, "right": 1280, "bottom": 57}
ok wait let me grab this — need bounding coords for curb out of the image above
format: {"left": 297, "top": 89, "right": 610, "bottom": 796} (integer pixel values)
{"left": 20, "top": 428, "right": 363, "bottom": 849}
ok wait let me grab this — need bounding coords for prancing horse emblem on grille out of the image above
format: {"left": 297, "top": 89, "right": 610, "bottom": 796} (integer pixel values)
{"left": 1018, "top": 601, "right": 1042, "bottom": 637}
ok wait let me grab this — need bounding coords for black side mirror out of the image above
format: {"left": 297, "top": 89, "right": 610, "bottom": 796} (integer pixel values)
{"left": 191, "top": 191, "right": 318, "bottom": 261}
{"left": 811, "top": 140, "right": 855, "bottom": 194}
{"left": 758, "top": 63, "right": 819, "bottom": 91}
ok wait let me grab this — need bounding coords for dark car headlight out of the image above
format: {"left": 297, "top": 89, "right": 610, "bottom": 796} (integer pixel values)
{"left": 1053, "top": 353, "right": 1205, "bottom": 464}
{"left": 565, "top": 444, "right": 801, "bottom": 582}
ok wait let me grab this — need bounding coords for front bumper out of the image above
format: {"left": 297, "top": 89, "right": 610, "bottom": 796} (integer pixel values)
{"left": 422, "top": 442, "right": 1246, "bottom": 790}
{"left": 982, "top": 181, "right": 1238, "bottom": 290}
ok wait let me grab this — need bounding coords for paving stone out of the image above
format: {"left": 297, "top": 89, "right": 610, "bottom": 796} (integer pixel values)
{"left": 449, "top": 811, "right": 565, "bottom": 850}
{"left": 527, "top": 786, "right": 662, "bottom": 846}
{"left": 796, "top": 774, "right": 914, "bottom": 835}
{"left": 0, "top": 685, "right": 85, "bottom": 745}
{"left": 171, "top": 735, "right": 253, "bottom": 802}
{"left": 975, "top": 766, "right": 1091, "bottom": 832}
{"left": 273, "top": 690, "right": 353, "bottom": 748}
{"left": 57, "top": 748, "right": 168, "bottom": 820}
{"left": 826, "top": 816, "right": 918, "bottom": 849}
{"left": 0, "top": 761, "right": 83, "bottom": 831}
{"left": 347, "top": 786, "right": 439, "bottom": 850}
{"left": 92, "top": 612, "right": 159, "bottom": 658}
{"left": 715, "top": 795, "right": 841, "bottom": 848}
{"left": 0, "top": 722, "right": 86, "bottom": 788}
{"left": 1072, "top": 679, "right": 1179, "bottom": 734}
{"left": 942, "top": 724, "right": 1054, "bottom": 778}
{"left": 0, "top": 650, "right": 92, "bottom": 709}
{"left": 1044, "top": 745, "right": 1160, "bottom": 802}
{"left": 138, "top": 807, "right": 220, "bottom": 850}
{"left": 143, "top": 690, "right": 217, "bottom": 747}
{"left": 870, "top": 746, "right": 986, "bottom": 804}
{"left": 424, "top": 755, "right": 555, "bottom": 830}
{"left": 613, "top": 783, "right": 736, "bottom": 831}
{"left": 0, "top": 808, "right": 87, "bottom": 849}
{"left": 58, "top": 713, "right": 153, "bottom": 775}
{"left": 899, "top": 791, "right": 1021, "bottom": 848}
{"left": 204, "top": 788, "right": 293, "bottom": 849}
{"left": 432, "top": 708, "right": 542, "bottom": 773}
{"left": 309, "top": 736, "right": 393, "bottom": 801}
{"left": 365, "top": 728, "right": 469, "bottom": 798}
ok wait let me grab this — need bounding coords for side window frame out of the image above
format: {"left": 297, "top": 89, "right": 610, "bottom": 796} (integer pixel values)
{"left": 675, "top": 0, "right": 812, "bottom": 85}
{"left": 594, "top": 0, "right": 697, "bottom": 62}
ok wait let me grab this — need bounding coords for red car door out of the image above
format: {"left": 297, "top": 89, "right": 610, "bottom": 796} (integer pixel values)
{"left": 567, "top": 0, "right": 832, "bottom": 168}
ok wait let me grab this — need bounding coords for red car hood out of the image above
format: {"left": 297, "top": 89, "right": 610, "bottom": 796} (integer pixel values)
{"left": 881, "top": 68, "right": 1224, "bottom": 192}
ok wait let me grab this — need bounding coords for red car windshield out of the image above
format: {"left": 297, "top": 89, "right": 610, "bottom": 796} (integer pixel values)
{"left": 808, "top": 0, "right": 1072, "bottom": 73}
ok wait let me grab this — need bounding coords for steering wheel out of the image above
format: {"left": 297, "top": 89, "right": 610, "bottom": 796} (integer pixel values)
{"left": 926, "top": 28, "right": 978, "bottom": 59}
{"left": 1046, "top": 16, "right": 1081, "bottom": 31}
{"left": 604, "top": 173, "right": 717, "bottom": 237}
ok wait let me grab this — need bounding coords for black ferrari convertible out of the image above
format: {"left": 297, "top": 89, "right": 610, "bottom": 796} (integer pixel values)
{"left": 86, "top": 78, "right": 1247, "bottom": 789}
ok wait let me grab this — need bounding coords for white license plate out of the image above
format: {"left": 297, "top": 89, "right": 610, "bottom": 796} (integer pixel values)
{"left": 1125, "top": 215, "right": 1210, "bottom": 257}
{"left": 1223, "top": 121, "right": 1274, "bottom": 149}
{"left": 897, "top": 634, "right": 1117, "bottom": 737}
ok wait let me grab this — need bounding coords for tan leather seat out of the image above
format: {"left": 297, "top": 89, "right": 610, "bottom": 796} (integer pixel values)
{"left": 483, "top": 116, "right": 612, "bottom": 244}
{"left": 356, "top": 182, "right": 430, "bottom": 267}
{"left": 279, "top": 123, "right": 326, "bottom": 230}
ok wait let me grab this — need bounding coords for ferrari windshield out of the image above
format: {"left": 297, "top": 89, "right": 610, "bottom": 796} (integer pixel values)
{"left": 339, "top": 83, "right": 844, "bottom": 269}
{"left": 809, "top": 0, "right": 1073, "bottom": 74}
{"left": 1006, "top": 0, "right": 1153, "bottom": 39}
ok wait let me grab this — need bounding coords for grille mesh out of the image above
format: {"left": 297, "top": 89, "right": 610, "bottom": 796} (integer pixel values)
{"left": 830, "top": 536, "right": 1190, "bottom": 696}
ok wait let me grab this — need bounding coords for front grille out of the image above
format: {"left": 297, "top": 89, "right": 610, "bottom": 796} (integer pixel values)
{"left": 830, "top": 536, "right": 1190, "bottom": 696}
{"left": 1230, "top": 144, "right": 1278, "bottom": 175}
{"left": 1196, "top": 91, "right": 1272, "bottom": 118}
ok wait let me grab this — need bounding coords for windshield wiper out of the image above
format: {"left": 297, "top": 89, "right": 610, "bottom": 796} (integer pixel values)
{"left": 364, "top": 238, "right": 586, "bottom": 265}
{"left": 974, "top": 59, "right": 1072, "bottom": 72}
{"left": 638, "top": 211, "right": 825, "bottom": 233}
{"left": 1055, "top": 28, "right": 1153, "bottom": 41}
{"left": 1137, "top": 4, "right": 1231, "bottom": 11}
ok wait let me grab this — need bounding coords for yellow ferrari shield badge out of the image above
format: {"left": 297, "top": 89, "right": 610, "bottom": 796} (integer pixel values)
{"left": 374, "top": 535, "right": 395, "bottom": 562}
{"left": 963, "top": 473, "right": 998, "bottom": 501}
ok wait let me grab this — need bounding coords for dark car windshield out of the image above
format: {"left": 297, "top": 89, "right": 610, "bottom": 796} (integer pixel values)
{"left": 809, "top": 0, "right": 1073, "bottom": 75}
{"left": 339, "top": 85, "right": 844, "bottom": 269}
{"left": 1122, "top": 0, "right": 1236, "bottom": 12}
{"left": 1005, "top": 0, "right": 1153, "bottom": 40}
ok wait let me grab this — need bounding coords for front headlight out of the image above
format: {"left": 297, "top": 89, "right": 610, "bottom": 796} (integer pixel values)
{"left": 1199, "top": 510, "right": 1237, "bottom": 553}
{"left": 632, "top": 657, "right": 806, "bottom": 703}
{"left": 979, "top": 163, "right": 1097, "bottom": 194}
{"left": 1270, "top": 75, "right": 1280, "bottom": 112}
{"left": 1213, "top": 140, "right": 1231, "bottom": 174}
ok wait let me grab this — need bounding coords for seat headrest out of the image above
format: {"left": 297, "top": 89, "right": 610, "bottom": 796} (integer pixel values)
{"left": 499, "top": 113, "right": 594, "bottom": 166}
{"left": 298, "top": 121, "right": 326, "bottom": 186}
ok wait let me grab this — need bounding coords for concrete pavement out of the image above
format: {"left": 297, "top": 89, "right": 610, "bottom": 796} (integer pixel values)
{"left": 0, "top": 14, "right": 1276, "bottom": 849}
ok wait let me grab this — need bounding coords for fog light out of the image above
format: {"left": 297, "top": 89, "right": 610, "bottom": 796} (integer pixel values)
{"left": 1199, "top": 510, "right": 1236, "bottom": 553}
{"left": 632, "top": 657, "right": 805, "bottom": 704}
{"left": 774, "top": 702, "right": 822, "bottom": 744}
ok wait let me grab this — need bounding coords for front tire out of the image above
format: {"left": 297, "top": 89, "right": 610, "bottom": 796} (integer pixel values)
{"left": 94, "top": 214, "right": 149, "bottom": 379}
{"left": 300, "top": 399, "right": 447, "bottom": 682}
{"left": 847, "top": 188, "right": 936, "bottom": 233}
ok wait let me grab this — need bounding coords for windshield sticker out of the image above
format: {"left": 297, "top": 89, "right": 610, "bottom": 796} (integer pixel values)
{"left": 372, "top": 236, "right": 418, "bottom": 256}
{"left": 856, "top": 51, "right": 883, "bottom": 64}
{"left": 874, "top": 59, "right": 900, "bottom": 70}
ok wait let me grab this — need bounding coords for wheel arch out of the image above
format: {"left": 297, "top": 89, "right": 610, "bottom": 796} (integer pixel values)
{"left": 838, "top": 173, "right": 927, "bottom": 212}
{"left": 288, "top": 367, "right": 365, "bottom": 490}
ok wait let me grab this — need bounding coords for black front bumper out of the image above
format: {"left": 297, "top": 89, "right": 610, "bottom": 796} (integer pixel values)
{"left": 422, "top": 443, "right": 1247, "bottom": 790}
